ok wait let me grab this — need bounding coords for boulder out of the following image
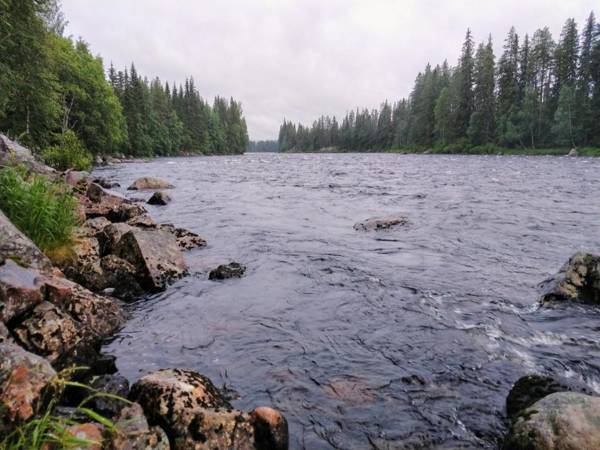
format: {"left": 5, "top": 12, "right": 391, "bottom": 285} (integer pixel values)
{"left": 506, "top": 374, "right": 594, "bottom": 420}
{"left": 98, "top": 255, "right": 145, "bottom": 300}
{"left": 147, "top": 191, "right": 171, "bottom": 206}
{"left": 159, "top": 224, "right": 207, "bottom": 250}
{"left": 0, "top": 133, "right": 55, "bottom": 176}
{"left": 0, "top": 210, "right": 53, "bottom": 272}
{"left": 539, "top": 252, "right": 600, "bottom": 304}
{"left": 12, "top": 301, "right": 82, "bottom": 365}
{"left": 353, "top": 215, "right": 409, "bottom": 231}
{"left": 86, "top": 374, "right": 130, "bottom": 418}
{"left": 568, "top": 148, "right": 578, "bottom": 157}
{"left": 209, "top": 262, "right": 246, "bottom": 280}
{"left": 111, "top": 403, "right": 170, "bottom": 450}
{"left": 114, "top": 228, "right": 188, "bottom": 291}
{"left": 83, "top": 183, "right": 146, "bottom": 222}
{"left": 92, "top": 177, "right": 120, "bottom": 189}
{"left": 127, "top": 214, "right": 157, "bottom": 228}
{"left": 81, "top": 217, "right": 111, "bottom": 237}
{"left": 0, "top": 342, "right": 56, "bottom": 427}
{"left": 127, "top": 177, "right": 174, "bottom": 191}
{"left": 130, "top": 369, "right": 288, "bottom": 450}
{"left": 0, "top": 259, "right": 46, "bottom": 324}
{"left": 98, "top": 223, "right": 134, "bottom": 255}
{"left": 505, "top": 392, "right": 600, "bottom": 450}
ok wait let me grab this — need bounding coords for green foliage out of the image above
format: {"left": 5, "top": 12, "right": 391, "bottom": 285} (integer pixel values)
{"left": 1, "top": 368, "right": 131, "bottom": 450}
{"left": 280, "top": 12, "right": 600, "bottom": 154}
{"left": 0, "top": 167, "right": 80, "bottom": 253}
{"left": 42, "top": 130, "right": 92, "bottom": 171}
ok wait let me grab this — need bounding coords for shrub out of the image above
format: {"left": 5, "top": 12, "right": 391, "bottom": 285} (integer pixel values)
{"left": 42, "top": 131, "right": 93, "bottom": 171}
{"left": 0, "top": 167, "right": 80, "bottom": 255}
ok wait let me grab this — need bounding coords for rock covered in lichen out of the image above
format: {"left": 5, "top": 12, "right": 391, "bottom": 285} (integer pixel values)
{"left": 539, "top": 252, "right": 600, "bottom": 304}
{"left": 209, "top": 262, "right": 246, "bottom": 280}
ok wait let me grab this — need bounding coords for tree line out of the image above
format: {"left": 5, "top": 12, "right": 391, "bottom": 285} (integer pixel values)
{"left": 0, "top": 0, "right": 248, "bottom": 160}
{"left": 279, "top": 12, "right": 600, "bottom": 152}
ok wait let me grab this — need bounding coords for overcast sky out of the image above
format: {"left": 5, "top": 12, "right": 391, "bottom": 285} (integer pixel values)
{"left": 62, "top": 0, "right": 596, "bottom": 140}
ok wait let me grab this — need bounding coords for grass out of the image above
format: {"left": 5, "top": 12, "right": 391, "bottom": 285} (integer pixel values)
{"left": 1, "top": 368, "right": 131, "bottom": 450}
{"left": 0, "top": 166, "right": 80, "bottom": 257}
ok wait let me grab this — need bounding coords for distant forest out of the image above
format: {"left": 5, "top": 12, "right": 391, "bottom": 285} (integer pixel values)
{"left": 247, "top": 140, "right": 279, "bottom": 152}
{"left": 279, "top": 12, "right": 600, "bottom": 153}
{"left": 0, "top": 0, "right": 248, "bottom": 157}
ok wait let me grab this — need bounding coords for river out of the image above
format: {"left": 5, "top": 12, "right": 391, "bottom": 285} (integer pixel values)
{"left": 94, "top": 153, "right": 600, "bottom": 449}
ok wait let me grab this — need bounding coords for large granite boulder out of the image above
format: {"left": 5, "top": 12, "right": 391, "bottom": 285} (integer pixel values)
{"left": 114, "top": 228, "right": 188, "bottom": 291}
{"left": 130, "top": 368, "right": 288, "bottom": 450}
{"left": 83, "top": 183, "right": 146, "bottom": 222}
{"left": 0, "top": 259, "right": 46, "bottom": 324}
{"left": 505, "top": 392, "right": 600, "bottom": 450}
{"left": 0, "top": 210, "right": 53, "bottom": 272}
{"left": 127, "top": 177, "right": 174, "bottom": 191}
{"left": 0, "top": 342, "right": 56, "bottom": 428}
{"left": 539, "top": 252, "right": 600, "bottom": 304}
{"left": 353, "top": 215, "right": 409, "bottom": 231}
{"left": 506, "top": 374, "right": 594, "bottom": 420}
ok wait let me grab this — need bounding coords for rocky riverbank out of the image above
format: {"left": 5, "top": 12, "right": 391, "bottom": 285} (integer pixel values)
{"left": 0, "top": 134, "right": 287, "bottom": 449}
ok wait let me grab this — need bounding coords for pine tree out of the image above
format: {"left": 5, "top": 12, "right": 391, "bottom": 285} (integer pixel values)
{"left": 468, "top": 37, "right": 496, "bottom": 145}
{"left": 454, "top": 29, "right": 475, "bottom": 140}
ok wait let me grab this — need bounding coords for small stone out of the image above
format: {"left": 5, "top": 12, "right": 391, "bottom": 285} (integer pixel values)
{"left": 209, "top": 262, "right": 246, "bottom": 280}
{"left": 147, "top": 191, "right": 171, "bottom": 205}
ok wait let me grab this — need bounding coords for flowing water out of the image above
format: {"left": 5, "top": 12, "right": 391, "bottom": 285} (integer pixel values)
{"left": 96, "top": 153, "right": 600, "bottom": 449}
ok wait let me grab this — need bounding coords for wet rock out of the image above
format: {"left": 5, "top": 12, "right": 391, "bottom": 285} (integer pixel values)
{"left": 0, "top": 259, "right": 45, "bottom": 323}
{"left": 505, "top": 392, "right": 600, "bottom": 450}
{"left": 0, "top": 321, "right": 9, "bottom": 343}
{"left": 127, "top": 214, "right": 157, "bottom": 228}
{"left": 111, "top": 403, "right": 170, "bottom": 450}
{"left": 87, "top": 374, "right": 130, "bottom": 417}
{"left": 98, "top": 255, "right": 145, "bottom": 300}
{"left": 506, "top": 374, "right": 594, "bottom": 420}
{"left": 0, "top": 210, "right": 53, "bottom": 272}
{"left": 81, "top": 217, "right": 112, "bottom": 237}
{"left": 539, "top": 252, "right": 600, "bottom": 304}
{"left": 12, "top": 301, "right": 81, "bottom": 365}
{"left": 568, "top": 148, "right": 578, "bottom": 157}
{"left": 250, "top": 407, "right": 289, "bottom": 450}
{"left": 353, "top": 215, "right": 409, "bottom": 231}
{"left": 93, "top": 177, "right": 120, "bottom": 189}
{"left": 209, "top": 262, "right": 246, "bottom": 280}
{"left": 159, "top": 223, "right": 207, "bottom": 250}
{"left": 147, "top": 191, "right": 171, "bottom": 205}
{"left": 64, "top": 170, "right": 90, "bottom": 187}
{"left": 98, "top": 223, "right": 134, "bottom": 255}
{"left": 67, "top": 422, "right": 103, "bottom": 450}
{"left": 114, "top": 228, "right": 188, "bottom": 291}
{"left": 0, "top": 341, "right": 56, "bottom": 427}
{"left": 127, "top": 177, "right": 174, "bottom": 191}
{"left": 84, "top": 183, "right": 146, "bottom": 222}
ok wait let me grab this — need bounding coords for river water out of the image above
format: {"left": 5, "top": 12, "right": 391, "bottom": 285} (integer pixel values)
{"left": 95, "top": 153, "right": 600, "bottom": 449}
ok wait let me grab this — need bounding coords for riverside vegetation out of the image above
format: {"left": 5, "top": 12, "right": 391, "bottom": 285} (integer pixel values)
{"left": 278, "top": 11, "right": 600, "bottom": 155}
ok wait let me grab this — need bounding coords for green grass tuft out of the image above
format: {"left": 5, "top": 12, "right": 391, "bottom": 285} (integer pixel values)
{"left": 0, "top": 167, "right": 81, "bottom": 255}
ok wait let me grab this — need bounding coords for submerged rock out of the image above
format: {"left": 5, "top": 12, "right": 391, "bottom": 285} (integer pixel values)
{"left": 114, "top": 228, "right": 188, "bottom": 291}
{"left": 353, "top": 215, "right": 409, "bottom": 231}
{"left": 505, "top": 392, "right": 600, "bottom": 450}
{"left": 127, "top": 177, "right": 174, "bottom": 191}
{"left": 0, "top": 342, "right": 56, "bottom": 427}
{"left": 539, "top": 252, "right": 600, "bottom": 304}
{"left": 147, "top": 191, "right": 171, "bottom": 205}
{"left": 209, "top": 262, "right": 246, "bottom": 280}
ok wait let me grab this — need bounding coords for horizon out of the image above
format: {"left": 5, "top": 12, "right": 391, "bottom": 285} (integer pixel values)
{"left": 61, "top": 0, "right": 597, "bottom": 141}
